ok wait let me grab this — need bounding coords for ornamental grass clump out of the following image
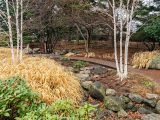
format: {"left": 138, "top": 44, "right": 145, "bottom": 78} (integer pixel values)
{"left": 0, "top": 48, "right": 82, "bottom": 104}
{"left": 131, "top": 50, "right": 160, "bottom": 69}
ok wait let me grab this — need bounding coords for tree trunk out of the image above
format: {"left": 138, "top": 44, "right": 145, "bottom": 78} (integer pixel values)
{"left": 6, "top": 0, "right": 15, "bottom": 63}
{"left": 20, "top": 0, "right": 23, "bottom": 62}
{"left": 16, "top": 0, "right": 20, "bottom": 61}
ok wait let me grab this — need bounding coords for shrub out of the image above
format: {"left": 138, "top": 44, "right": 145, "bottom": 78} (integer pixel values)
{"left": 0, "top": 77, "right": 44, "bottom": 119}
{"left": 73, "top": 60, "right": 88, "bottom": 69}
{"left": 0, "top": 77, "right": 96, "bottom": 120}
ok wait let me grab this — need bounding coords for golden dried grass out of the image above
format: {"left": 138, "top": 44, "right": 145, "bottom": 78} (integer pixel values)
{"left": 131, "top": 50, "right": 160, "bottom": 69}
{"left": 0, "top": 47, "right": 82, "bottom": 104}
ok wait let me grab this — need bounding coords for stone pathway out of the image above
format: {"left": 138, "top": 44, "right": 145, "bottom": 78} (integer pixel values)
{"left": 70, "top": 57, "right": 160, "bottom": 83}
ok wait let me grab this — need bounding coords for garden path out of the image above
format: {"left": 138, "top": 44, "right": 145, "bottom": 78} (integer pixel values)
{"left": 70, "top": 57, "right": 160, "bottom": 83}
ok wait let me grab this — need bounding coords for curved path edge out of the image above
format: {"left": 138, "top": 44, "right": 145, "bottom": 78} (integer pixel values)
{"left": 70, "top": 56, "right": 160, "bottom": 83}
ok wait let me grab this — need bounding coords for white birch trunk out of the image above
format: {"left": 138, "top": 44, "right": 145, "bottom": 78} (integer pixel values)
{"left": 124, "top": 0, "right": 136, "bottom": 77}
{"left": 112, "top": 0, "right": 120, "bottom": 75}
{"left": 5, "top": 0, "right": 15, "bottom": 63}
{"left": 20, "top": 0, "right": 23, "bottom": 62}
{"left": 16, "top": 0, "right": 20, "bottom": 61}
{"left": 119, "top": 0, "right": 123, "bottom": 75}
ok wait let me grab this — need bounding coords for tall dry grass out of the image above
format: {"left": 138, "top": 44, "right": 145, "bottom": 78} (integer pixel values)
{"left": 131, "top": 50, "right": 160, "bottom": 69}
{"left": 0, "top": 48, "right": 82, "bottom": 104}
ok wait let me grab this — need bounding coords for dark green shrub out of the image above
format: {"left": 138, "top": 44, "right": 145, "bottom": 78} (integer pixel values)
{"left": 73, "top": 60, "right": 88, "bottom": 69}
{"left": 0, "top": 77, "right": 44, "bottom": 119}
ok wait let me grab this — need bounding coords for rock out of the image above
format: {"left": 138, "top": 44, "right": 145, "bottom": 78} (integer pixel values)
{"left": 80, "top": 67, "right": 93, "bottom": 71}
{"left": 96, "top": 108, "right": 109, "bottom": 120}
{"left": 129, "top": 93, "right": 144, "bottom": 103}
{"left": 106, "top": 89, "right": 116, "bottom": 96}
{"left": 149, "top": 55, "right": 160, "bottom": 70}
{"left": 104, "top": 96, "right": 122, "bottom": 112}
{"left": 23, "top": 47, "right": 33, "bottom": 54}
{"left": 126, "top": 102, "right": 134, "bottom": 110}
{"left": 143, "top": 99, "right": 156, "bottom": 107}
{"left": 33, "top": 48, "right": 40, "bottom": 53}
{"left": 91, "top": 65, "right": 107, "bottom": 75}
{"left": 142, "top": 113, "right": 160, "bottom": 120}
{"left": 120, "top": 96, "right": 130, "bottom": 104}
{"left": 118, "top": 109, "right": 128, "bottom": 118}
{"left": 138, "top": 107, "right": 153, "bottom": 114}
{"left": 80, "top": 70, "right": 90, "bottom": 74}
{"left": 81, "top": 81, "right": 93, "bottom": 90}
{"left": 67, "top": 67, "right": 74, "bottom": 72}
{"left": 76, "top": 73, "right": 90, "bottom": 81}
{"left": 131, "top": 106, "right": 139, "bottom": 112}
{"left": 155, "top": 100, "right": 160, "bottom": 114}
{"left": 146, "top": 93, "right": 159, "bottom": 100}
{"left": 64, "top": 52, "right": 75, "bottom": 57}
{"left": 89, "top": 81, "right": 106, "bottom": 101}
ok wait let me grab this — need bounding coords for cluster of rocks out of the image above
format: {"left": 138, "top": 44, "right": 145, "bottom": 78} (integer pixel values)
{"left": 72, "top": 65, "right": 160, "bottom": 119}
{"left": 75, "top": 65, "right": 107, "bottom": 81}
{"left": 82, "top": 80, "right": 160, "bottom": 119}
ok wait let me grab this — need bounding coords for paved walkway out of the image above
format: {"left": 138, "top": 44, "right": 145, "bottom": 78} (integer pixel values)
{"left": 70, "top": 57, "right": 160, "bottom": 83}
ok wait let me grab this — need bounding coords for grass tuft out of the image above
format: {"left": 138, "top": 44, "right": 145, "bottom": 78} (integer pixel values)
{"left": 0, "top": 48, "right": 83, "bottom": 104}
{"left": 131, "top": 50, "right": 160, "bottom": 69}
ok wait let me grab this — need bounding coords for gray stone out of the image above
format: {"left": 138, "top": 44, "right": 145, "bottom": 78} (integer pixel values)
{"left": 23, "top": 47, "right": 33, "bottom": 54}
{"left": 91, "top": 65, "right": 107, "bottom": 75}
{"left": 120, "top": 96, "right": 130, "bottom": 104}
{"left": 155, "top": 100, "right": 160, "bottom": 114}
{"left": 104, "top": 96, "right": 122, "bottom": 112}
{"left": 67, "top": 67, "right": 74, "bottom": 72}
{"left": 80, "top": 67, "right": 93, "bottom": 71}
{"left": 80, "top": 70, "right": 90, "bottom": 74}
{"left": 146, "top": 93, "right": 159, "bottom": 100}
{"left": 131, "top": 106, "right": 139, "bottom": 112}
{"left": 138, "top": 107, "right": 153, "bottom": 114}
{"left": 81, "top": 81, "right": 93, "bottom": 90}
{"left": 126, "top": 102, "right": 134, "bottom": 110}
{"left": 149, "top": 55, "right": 160, "bottom": 70}
{"left": 33, "top": 48, "right": 40, "bottom": 53}
{"left": 106, "top": 89, "right": 116, "bottom": 96}
{"left": 118, "top": 109, "right": 128, "bottom": 118}
{"left": 89, "top": 81, "right": 106, "bottom": 101}
{"left": 143, "top": 99, "right": 156, "bottom": 107}
{"left": 76, "top": 73, "right": 90, "bottom": 81}
{"left": 129, "top": 93, "right": 144, "bottom": 103}
{"left": 142, "top": 113, "right": 160, "bottom": 120}
{"left": 95, "top": 108, "right": 109, "bottom": 120}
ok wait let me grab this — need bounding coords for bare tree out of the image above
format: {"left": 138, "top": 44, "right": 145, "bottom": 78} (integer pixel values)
{"left": 0, "top": 0, "right": 24, "bottom": 63}
{"left": 5, "top": 0, "right": 15, "bottom": 63}
{"left": 108, "top": 0, "right": 138, "bottom": 80}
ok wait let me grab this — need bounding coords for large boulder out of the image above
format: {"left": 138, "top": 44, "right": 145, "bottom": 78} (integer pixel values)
{"left": 149, "top": 55, "right": 160, "bottom": 70}
{"left": 91, "top": 65, "right": 107, "bottom": 75}
{"left": 143, "top": 99, "right": 157, "bottom": 108}
{"left": 129, "top": 93, "right": 144, "bottom": 103}
{"left": 104, "top": 96, "right": 123, "bottom": 112}
{"left": 89, "top": 81, "right": 106, "bottom": 101}
{"left": 138, "top": 107, "right": 153, "bottom": 114}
